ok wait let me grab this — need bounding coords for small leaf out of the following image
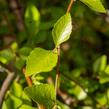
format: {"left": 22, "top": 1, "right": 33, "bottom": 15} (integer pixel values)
{"left": 104, "top": 65, "right": 109, "bottom": 75}
{"left": 52, "top": 13, "right": 72, "bottom": 47}
{"left": 24, "top": 84, "right": 56, "bottom": 109}
{"left": 21, "top": 91, "right": 32, "bottom": 105}
{"left": 11, "top": 42, "right": 18, "bottom": 52}
{"left": 96, "top": 93, "right": 107, "bottom": 106}
{"left": 19, "top": 47, "right": 32, "bottom": 56}
{"left": 19, "top": 105, "right": 36, "bottom": 109}
{"left": 80, "top": 0, "right": 106, "bottom": 13}
{"left": 57, "top": 101, "right": 70, "bottom": 109}
{"left": 93, "top": 55, "right": 107, "bottom": 73}
{"left": 0, "top": 49, "right": 14, "bottom": 64}
{"left": 26, "top": 48, "right": 58, "bottom": 76}
{"left": 9, "top": 94, "right": 23, "bottom": 109}
{"left": 25, "top": 3, "right": 40, "bottom": 35}
{"left": 71, "top": 85, "right": 87, "bottom": 100}
{"left": 2, "top": 102, "right": 8, "bottom": 109}
{"left": 10, "top": 82, "right": 23, "bottom": 98}
{"left": 99, "top": 73, "right": 109, "bottom": 84}
{"left": 3, "top": 97, "right": 13, "bottom": 109}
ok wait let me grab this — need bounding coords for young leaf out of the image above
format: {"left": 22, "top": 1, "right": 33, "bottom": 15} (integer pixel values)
{"left": 80, "top": 0, "right": 106, "bottom": 13}
{"left": 26, "top": 48, "right": 58, "bottom": 76}
{"left": 24, "top": 84, "right": 56, "bottom": 109}
{"left": 25, "top": 3, "right": 40, "bottom": 35}
{"left": 93, "top": 55, "right": 107, "bottom": 73}
{"left": 52, "top": 13, "right": 72, "bottom": 47}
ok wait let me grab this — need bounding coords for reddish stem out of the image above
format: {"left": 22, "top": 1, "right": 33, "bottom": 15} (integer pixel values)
{"left": 55, "top": 0, "right": 74, "bottom": 103}
{"left": 67, "top": 0, "right": 74, "bottom": 13}
{"left": 22, "top": 68, "right": 45, "bottom": 109}
{"left": 22, "top": 68, "right": 32, "bottom": 87}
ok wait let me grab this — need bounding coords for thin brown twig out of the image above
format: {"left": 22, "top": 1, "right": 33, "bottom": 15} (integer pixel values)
{"left": 67, "top": 0, "right": 74, "bottom": 13}
{"left": 22, "top": 68, "right": 32, "bottom": 87}
{"left": 55, "top": 0, "right": 74, "bottom": 104}
{"left": 0, "top": 71, "right": 15, "bottom": 108}
{"left": 55, "top": 46, "right": 60, "bottom": 101}
{"left": 57, "top": 89, "right": 75, "bottom": 105}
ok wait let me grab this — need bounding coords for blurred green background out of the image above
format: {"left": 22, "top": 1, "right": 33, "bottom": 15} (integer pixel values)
{"left": 0, "top": 0, "right": 109, "bottom": 108}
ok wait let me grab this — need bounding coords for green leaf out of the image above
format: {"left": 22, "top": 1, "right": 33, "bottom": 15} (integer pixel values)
{"left": 71, "top": 85, "right": 87, "bottom": 100}
{"left": 9, "top": 94, "right": 23, "bottom": 109}
{"left": 80, "top": 0, "right": 106, "bottom": 13}
{"left": 3, "top": 97, "right": 13, "bottom": 109}
{"left": 15, "top": 57, "right": 25, "bottom": 70}
{"left": 52, "top": 13, "right": 72, "bottom": 47}
{"left": 0, "top": 49, "right": 13, "bottom": 64}
{"left": 104, "top": 65, "right": 109, "bottom": 75}
{"left": 93, "top": 55, "right": 107, "bottom": 73}
{"left": 25, "top": 3, "right": 40, "bottom": 35}
{"left": 2, "top": 102, "right": 8, "bottom": 109}
{"left": 10, "top": 82, "right": 23, "bottom": 98}
{"left": 19, "top": 105, "right": 36, "bottom": 109}
{"left": 26, "top": 48, "right": 58, "bottom": 76}
{"left": 11, "top": 42, "right": 18, "bottom": 52}
{"left": 19, "top": 47, "right": 32, "bottom": 56}
{"left": 21, "top": 91, "right": 32, "bottom": 105}
{"left": 24, "top": 84, "right": 56, "bottom": 109}
{"left": 99, "top": 73, "right": 109, "bottom": 84}
{"left": 96, "top": 93, "right": 107, "bottom": 106}
{"left": 57, "top": 101, "right": 70, "bottom": 109}
{"left": 2, "top": 101, "right": 9, "bottom": 109}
